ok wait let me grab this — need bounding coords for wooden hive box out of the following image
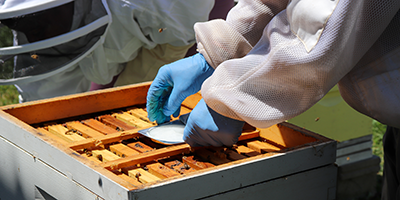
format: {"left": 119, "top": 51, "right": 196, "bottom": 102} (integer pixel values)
{"left": 0, "top": 82, "right": 337, "bottom": 200}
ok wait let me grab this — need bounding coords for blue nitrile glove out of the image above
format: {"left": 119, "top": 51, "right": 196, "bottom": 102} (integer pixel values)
{"left": 183, "top": 99, "right": 245, "bottom": 147}
{"left": 147, "top": 53, "right": 214, "bottom": 124}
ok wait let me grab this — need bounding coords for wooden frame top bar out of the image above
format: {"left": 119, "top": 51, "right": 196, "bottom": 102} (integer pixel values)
{"left": 0, "top": 82, "right": 151, "bottom": 125}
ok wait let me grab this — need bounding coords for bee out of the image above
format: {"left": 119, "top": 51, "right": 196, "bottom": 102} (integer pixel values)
{"left": 315, "top": 117, "right": 320, "bottom": 122}
{"left": 158, "top": 28, "right": 167, "bottom": 33}
{"left": 31, "top": 53, "right": 41, "bottom": 62}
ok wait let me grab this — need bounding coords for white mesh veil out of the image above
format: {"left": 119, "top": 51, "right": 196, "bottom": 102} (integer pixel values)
{"left": 0, "top": 0, "right": 110, "bottom": 84}
{"left": 195, "top": 0, "right": 400, "bottom": 128}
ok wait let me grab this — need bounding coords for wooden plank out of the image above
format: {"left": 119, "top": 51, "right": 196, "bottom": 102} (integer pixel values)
{"left": 0, "top": 100, "right": 336, "bottom": 199}
{"left": 258, "top": 123, "right": 318, "bottom": 148}
{"left": 65, "top": 121, "right": 105, "bottom": 138}
{"left": 195, "top": 148, "right": 231, "bottom": 165}
{"left": 127, "top": 108, "right": 154, "bottom": 124}
{"left": 48, "top": 124, "right": 68, "bottom": 135}
{"left": 235, "top": 145, "right": 261, "bottom": 157}
{"left": 171, "top": 106, "right": 192, "bottom": 121}
{"left": 181, "top": 93, "right": 202, "bottom": 109}
{"left": 68, "top": 130, "right": 141, "bottom": 151}
{"left": 112, "top": 170, "right": 142, "bottom": 187}
{"left": 98, "top": 115, "right": 137, "bottom": 131}
{"left": 69, "top": 118, "right": 259, "bottom": 151}
{"left": 102, "top": 144, "right": 191, "bottom": 170}
{"left": 127, "top": 168, "right": 161, "bottom": 184}
{"left": 1, "top": 81, "right": 151, "bottom": 124}
{"left": 79, "top": 151, "right": 103, "bottom": 164}
{"left": 36, "top": 127, "right": 70, "bottom": 146}
{"left": 179, "top": 106, "right": 192, "bottom": 115}
{"left": 0, "top": 110, "right": 139, "bottom": 195}
{"left": 91, "top": 149, "right": 121, "bottom": 162}
{"left": 109, "top": 143, "right": 140, "bottom": 158}
{"left": 126, "top": 141, "right": 154, "bottom": 153}
{"left": 120, "top": 165, "right": 139, "bottom": 175}
{"left": 182, "top": 155, "right": 215, "bottom": 170}
{"left": 129, "top": 141, "right": 337, "bottom": 200}
{"left": 146, "top": 163, "right": 181, "bottom": 179}
{"left": 47, "top": 124, "right": 86, "bottom": 143}
{"left": 81, "top": 119, "right": 118, "bottom": 135}
{"left": 247, "top": 140, "right": 283, "bottom": 153}
{"left": 139, "top": 137, "right": 167, "bottom": 149}
{"left": 238, "top": 129, "right": 260, "bottom": 141}
{"left": 112, "top": 112, "right": 152, "bottom": 128}
{"left": 163, "top": 160, "right": 197, "bottom": 174}
{"left": 225, "top": 149, "right": 247, "bottom": 161}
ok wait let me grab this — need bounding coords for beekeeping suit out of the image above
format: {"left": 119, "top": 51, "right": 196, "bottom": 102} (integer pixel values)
{"left": 193, "top": 0, "right": 400, "bottom": 199}
{"left": 148, "top": 0, "right": 400, "bottom": 136}
{"left": 0, "top": 0, "right": 214, "bottom": 102}
{"left": 147, "top": 1, "right": 400, "bottom": 197}
{"left": 196, "top": 0, "right": 400, "bottom": 130}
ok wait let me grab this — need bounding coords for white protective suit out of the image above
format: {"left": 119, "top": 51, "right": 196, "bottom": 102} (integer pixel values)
{"left": 196, "top": 0, "right": 400, "bottom": 129}
{"left": 13, "top": 0, "right": 214, "bottom": 102}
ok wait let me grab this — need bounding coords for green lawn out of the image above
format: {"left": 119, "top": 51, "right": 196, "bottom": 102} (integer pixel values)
{"left": 0, "top": 85, "right": 19, "bottom": 106}
{"left": 371, "top": 120, "right": 386, "bottom": 199}
{"left": 372, "top": 120, "right": 386, "bottom": 175}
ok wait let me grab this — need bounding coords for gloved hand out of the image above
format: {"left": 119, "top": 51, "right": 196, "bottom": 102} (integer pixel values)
{"left": 147, "top": 53, "right": 214, "bottom": 124}
{"left": 183, "top": 99, "right": 245, "bottom": 147}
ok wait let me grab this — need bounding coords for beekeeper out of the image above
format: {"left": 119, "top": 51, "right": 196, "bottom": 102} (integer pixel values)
{"left": 0, "top": 0, "right": 214, "bottom": 102}
{"left": 146, "top": 0, "right": 400, "bottom": 199}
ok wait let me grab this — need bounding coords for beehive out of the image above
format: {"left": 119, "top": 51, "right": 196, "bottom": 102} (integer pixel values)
{"left": 0, "top": 82, "right": 337, "bottom": 200}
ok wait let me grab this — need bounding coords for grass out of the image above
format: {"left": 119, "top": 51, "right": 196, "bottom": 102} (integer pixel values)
{"left": 372, "top": 120, "right": 386, "bottom": 175}
{"left": 0, "top": 85, "right": 19, "bottom": 106}
{"left": 371, "top": 120, "right": 386, "bottom": 200}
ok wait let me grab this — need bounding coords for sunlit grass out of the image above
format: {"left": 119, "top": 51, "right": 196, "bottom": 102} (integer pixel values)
{"left": 0, "top": 85, "right": 19, "bottom": 106}
{"left": 372, "top": 120, "right": 386, "bottom": 175}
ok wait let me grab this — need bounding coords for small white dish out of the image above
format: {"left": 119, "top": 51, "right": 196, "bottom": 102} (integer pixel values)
{"left": 138, "top": 121, "right": 185, "bottom": 145}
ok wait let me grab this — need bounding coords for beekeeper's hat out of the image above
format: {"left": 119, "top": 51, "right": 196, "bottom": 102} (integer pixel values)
{"left": 0, "top": 0, "right": 111, "bottom": 84}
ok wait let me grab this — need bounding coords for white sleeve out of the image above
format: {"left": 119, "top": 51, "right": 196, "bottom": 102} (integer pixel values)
{"left": 198, "top": 0, "right": 400, "bottom": 128}
{"left": 195, "top": 0, "right": 289, "bottom": 68}
{"left": 105, "top": 0, "right": 214, "bottom": 57}
{"left": 83, "top": 0, "right": 214, "bottom": 84}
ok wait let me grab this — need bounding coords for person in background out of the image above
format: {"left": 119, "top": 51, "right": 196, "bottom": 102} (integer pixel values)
{"left": 0, "top": 0, "right": 215, "bottom": 102}
{"left": 146, "top": 0, "right": 400, "bottom": 199}
{"left": 184, "top": 0, "right": 235, "bottom": 58}
{"left": 92, "top": 0, "right": 235, "bottom": 90}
